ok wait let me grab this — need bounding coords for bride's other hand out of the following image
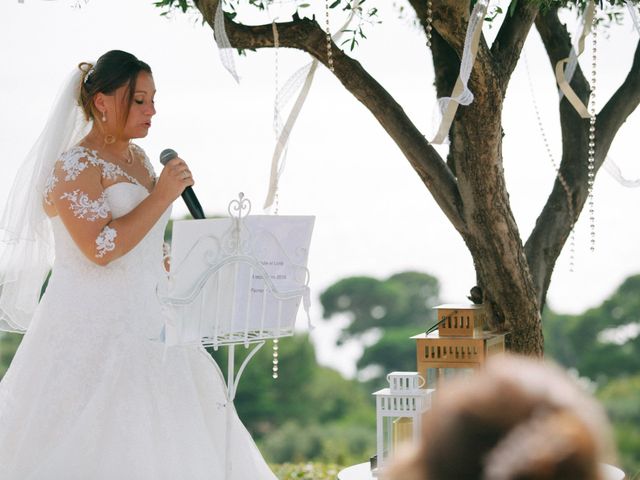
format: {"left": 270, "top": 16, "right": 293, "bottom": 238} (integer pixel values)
{"left": 152, "top": 157, "right": 194, "bottom": 205}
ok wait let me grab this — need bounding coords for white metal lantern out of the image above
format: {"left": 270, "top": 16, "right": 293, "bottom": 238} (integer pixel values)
{"left": 372, "top": 372, "right": 433, "bottom": 476}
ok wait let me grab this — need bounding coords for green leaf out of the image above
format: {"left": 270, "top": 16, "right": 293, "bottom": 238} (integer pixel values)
{"left": 329, "top": 0, "right": 341, "bottom": 8}
{"left": 298, "top": 3, "right": 310, "bottom": 7}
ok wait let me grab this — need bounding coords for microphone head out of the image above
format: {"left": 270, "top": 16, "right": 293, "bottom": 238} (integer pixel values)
{"left": 159, "top": 148, "right": 178, "bottom": 165}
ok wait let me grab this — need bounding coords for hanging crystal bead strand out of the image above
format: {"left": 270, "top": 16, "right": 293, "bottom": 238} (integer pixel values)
{"left": 272, "top": 338, "right": 279, "bottom": 379}
{"left": 272, "top": 21, "right": 280, "bottom": 140}
{"left": 587, "top": 11, "right": 597, "bottom": 252}
{"left": 425, "top": 0, "right": 433, "bottom": 47}
{"left": 271, "top": 18, "right": 280, "bottom": 379}
{"left": 325, "top": 0, "right": 335, "bottom": 72}
{"left": 272, "top": 18, "right": 281, "bottom": 219}
{"left": 524, "top": 53, "right": 576, "bottom": 272}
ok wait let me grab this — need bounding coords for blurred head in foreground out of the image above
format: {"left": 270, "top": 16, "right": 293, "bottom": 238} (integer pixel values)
{"left": 383, "top": 354, "right": 615, "bottom": 480}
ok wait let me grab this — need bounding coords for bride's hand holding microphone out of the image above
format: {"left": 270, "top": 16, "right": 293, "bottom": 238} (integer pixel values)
{"left": 152, "top": 148, "right": 205, "bottom": 219}
{"left": 153, "top": 156, "right": 193, "bottom": 203}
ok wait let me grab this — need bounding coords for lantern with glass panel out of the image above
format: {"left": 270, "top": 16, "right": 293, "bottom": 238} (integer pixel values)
{"left": 412, "top": 304, "right": 506, "bottom": 389}
{"left": 371, "top": 371, "right": 433, "bottom": 476}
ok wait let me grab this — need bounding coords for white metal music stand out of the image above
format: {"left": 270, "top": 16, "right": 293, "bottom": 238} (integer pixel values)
{"left": 157, "top": 193, "right": 314, "bottom": 479}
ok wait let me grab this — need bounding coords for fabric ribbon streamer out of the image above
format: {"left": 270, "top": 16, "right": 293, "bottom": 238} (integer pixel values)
{"left": 628, "top": 3, "right": 640, "bottom": 35}
{"left": 604, "top": 157, "right": 640, "bottom": 188}
{"left": 598, "top": 5, "right": 640, "bottom": 188}
{"left": 554, "top": 0, "right": 595, "bottom": 118}
{"left": 558, "top": 20, "right": 584, "bottom": 101}
{"left": 263, "top": 61, "right": 319, "bottom": 209}
{"left": 430, "top": 0, "right": 490, "bottom": 145}
{"left": 302, "top": 285, "right": 313, "bottom": 330}
{"left": 270, "top": 19, "right": 288, "bottom": 204}
{"left": 209, "top": 0, "right": 358, "bottom": 209}
{"left": 213, "top": 0, "right": 240, "bottom": 83}
{"left": 262, "top": 0, "right": 361, "bottom": 209}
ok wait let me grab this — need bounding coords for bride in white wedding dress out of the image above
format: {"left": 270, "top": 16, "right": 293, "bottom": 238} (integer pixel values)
{"left": 0, "top": 50, "right": 277, "bottom": 480}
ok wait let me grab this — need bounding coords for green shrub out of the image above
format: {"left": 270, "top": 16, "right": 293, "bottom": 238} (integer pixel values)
{"left": 260, "top": 421, "right": 374, "bottom": 466}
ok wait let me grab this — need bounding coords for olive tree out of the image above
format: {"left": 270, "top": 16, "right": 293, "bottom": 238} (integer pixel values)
{"left": 158, "top": 0, "right": 640, "bottom": 354}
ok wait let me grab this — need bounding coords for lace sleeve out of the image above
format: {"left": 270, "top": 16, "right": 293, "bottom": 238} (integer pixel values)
{"left": 49, "top": 149, "right": 117, "bottom": 265}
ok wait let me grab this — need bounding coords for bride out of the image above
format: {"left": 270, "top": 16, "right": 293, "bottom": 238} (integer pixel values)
{"left": 0, "top": 50, "right": 277, "bottom": 479}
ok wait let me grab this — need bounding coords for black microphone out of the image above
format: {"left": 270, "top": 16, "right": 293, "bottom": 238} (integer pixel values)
{"left": 159, "top": 148, "right": 205, "bottom": 220}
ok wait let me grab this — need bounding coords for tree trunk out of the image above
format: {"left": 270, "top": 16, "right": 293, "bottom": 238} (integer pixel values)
{"left": 427, "top": 2, "right": 544, "bottom": 354}
{"left": 449, "top": 74, "right": 544, "bottom": 356}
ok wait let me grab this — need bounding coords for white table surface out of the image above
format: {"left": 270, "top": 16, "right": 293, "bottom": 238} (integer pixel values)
{"left": 337, "top": 462, "right": 373, "bottom": 480}
{"left": 337, "top": 461, "right": 625, "bottom": 480}
{"left": 601, "top": 463, "right": 626, "bottom": 480}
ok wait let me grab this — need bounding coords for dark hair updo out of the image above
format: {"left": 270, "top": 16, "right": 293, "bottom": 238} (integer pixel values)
{"left": 78, "top": 50, "right": 152, "bottom": 124}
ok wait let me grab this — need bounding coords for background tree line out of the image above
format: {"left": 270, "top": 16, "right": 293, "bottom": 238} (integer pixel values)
{"left": 2, "top": 267, "right": 638, "bottom": 472}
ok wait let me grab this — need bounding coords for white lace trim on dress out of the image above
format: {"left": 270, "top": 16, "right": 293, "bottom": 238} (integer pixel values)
{"left": 59, "top": 190, "right": 111, "bottom": 222}
{"left": 95, "top": 225, "right": 117, "bottom": 258}
{"left": 44, "top": 145, "right": 153, "bottom": 197}
{"left": 43, "top": 174, "right": 59, "bottom": 205}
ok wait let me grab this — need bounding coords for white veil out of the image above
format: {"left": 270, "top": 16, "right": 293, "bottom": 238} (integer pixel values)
{"left": 0, "top": 66, "right": 91, "bottom": 333}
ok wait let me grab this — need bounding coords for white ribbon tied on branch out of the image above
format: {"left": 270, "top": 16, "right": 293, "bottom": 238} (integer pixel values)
{"left": 554, "top": 0, "right": 595, "bottom": 118}
{"left": 211, "top": 0, "right": 360, "bottom": 209}
{"left": 263, "top": 0, "right": 361, "bottom": 210}
{"left": 604, "top": 158, "right": 640, "bottom": 188}
{"left": 628, "top": 3, "right": 640, "bottom": 35}
{"left": 558, "top": 20, "right": 585, "bottom": 101}
{"left": 598, "top": 4, "right": 640, "bottom": 188}
{"left": 430, "top": 0, "right": 490, "bottom": 145}
{"left": 214, "top": 0, "right": 240, "bottom": 83}
{"left": 602, "top": 4, "right": 640, "bottom": 188}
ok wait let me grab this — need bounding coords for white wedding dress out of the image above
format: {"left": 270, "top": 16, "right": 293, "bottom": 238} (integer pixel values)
{"left": 0, "top": 147, "right": 277, "bottom": 479}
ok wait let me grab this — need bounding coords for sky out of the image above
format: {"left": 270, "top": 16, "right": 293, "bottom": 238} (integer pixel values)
{"left": 0, "top": 0, "right": 639, "bottom": 377}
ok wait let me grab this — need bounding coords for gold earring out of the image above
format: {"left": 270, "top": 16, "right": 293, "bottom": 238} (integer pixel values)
{"left": 101, "top": 111, "right": 106, "bottom": 122}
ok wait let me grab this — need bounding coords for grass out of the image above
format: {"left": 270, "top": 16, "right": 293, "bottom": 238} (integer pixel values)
{"left": 271, "top": 463, "right": 345, "bottom": 480}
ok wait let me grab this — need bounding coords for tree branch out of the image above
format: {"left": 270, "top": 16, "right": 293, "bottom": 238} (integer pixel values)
{"left": 490, "top": 0, "right": 540, "bottom": 92}
{"left": 525, "top": 7, "right": 589, "bottom": 309}
{"left": 407, "top": 0, "right": 499, "bottom": 104}
{"left": 599, "top": 38, "right": 640, "bottom": 152}
{"left": 194, "top": 0, "right": 466, "bottom": 230}
{"left": 526, "top": 8, "right": 640, "bottom": 310}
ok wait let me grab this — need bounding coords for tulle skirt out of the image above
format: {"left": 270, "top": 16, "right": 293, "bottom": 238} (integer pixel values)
{"left": 0, "top": 277, "right": 277, "bottom": 480}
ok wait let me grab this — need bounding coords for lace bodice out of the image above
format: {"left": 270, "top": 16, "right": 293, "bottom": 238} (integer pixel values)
{"left": 43, "top": 144, "right": 155, "bottom": 205}
{"left": 43, "top": 146, "right": 172, "bottom": 339}
{"left": 50, "top": 183, "right": 170, "bottom": 278}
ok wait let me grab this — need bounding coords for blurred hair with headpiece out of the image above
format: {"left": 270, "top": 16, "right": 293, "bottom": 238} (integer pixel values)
{"left": 383, "top": 354, "right": 616, "bottom": 480}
